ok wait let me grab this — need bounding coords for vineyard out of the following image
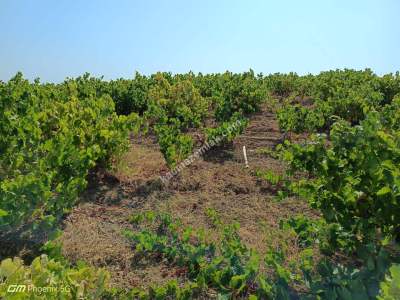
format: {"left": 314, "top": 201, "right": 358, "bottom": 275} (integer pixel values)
{"left": 0, "top": 69, "right": 400, "bottom": 299}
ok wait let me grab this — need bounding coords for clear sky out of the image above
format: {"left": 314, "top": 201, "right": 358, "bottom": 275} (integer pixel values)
{"left": 0, "top": 0, "right": 399, "bottom": 82}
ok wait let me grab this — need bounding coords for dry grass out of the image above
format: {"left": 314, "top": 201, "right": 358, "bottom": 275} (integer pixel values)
{"left": 58, "top": 106, "right": 321, "bottom": 289}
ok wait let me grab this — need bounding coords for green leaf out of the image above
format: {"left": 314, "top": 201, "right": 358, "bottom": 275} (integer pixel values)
{"left": 0, "top": 258, "right": 18, "bottom": 277}
{"left": 377, "top": 186, "right": 391, "bottom": 196}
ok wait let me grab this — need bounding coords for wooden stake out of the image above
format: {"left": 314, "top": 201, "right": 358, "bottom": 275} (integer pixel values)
{"left": 243, "top": 145, "right": 249, "bottom": 168}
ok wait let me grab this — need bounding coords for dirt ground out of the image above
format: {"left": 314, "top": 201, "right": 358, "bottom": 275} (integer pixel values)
{"left": 58, "top": 105, "right": 319, "bottom": 289}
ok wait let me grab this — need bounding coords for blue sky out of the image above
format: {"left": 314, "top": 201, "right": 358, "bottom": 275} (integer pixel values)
{"left": 0, "top": 0, "right": 399, "bottom": 82}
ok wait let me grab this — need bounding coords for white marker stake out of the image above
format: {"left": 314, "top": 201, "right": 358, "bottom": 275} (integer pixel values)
{"left": 243, "top": 145, "right": 249, "bottom": 168}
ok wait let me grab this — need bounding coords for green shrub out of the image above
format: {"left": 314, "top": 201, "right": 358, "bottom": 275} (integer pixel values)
{"left": 378, "top": 264, "right": 400, "bottom": 300}
{"left": 0, "top": 255, "right": 109, "bottom": 300}
{"left": 205, "top": 113, "right": 248, "bottom": 144}
{"left": 147, "top": 74, "right": 209, "bottom": 129}
{"left": 124, "top": 212, "right": 283, "bottom": 299}
{"left": 108, "top": 72, "right": 152, "bottom": 116}
{"left": 214, "top": 70, "right": 267, "bottom": 121}
{"left": 283, "top": 111, "right": 400, "bottom": 245}
{"left": 0, "top": 73, "right": 139, "bottom": 229}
